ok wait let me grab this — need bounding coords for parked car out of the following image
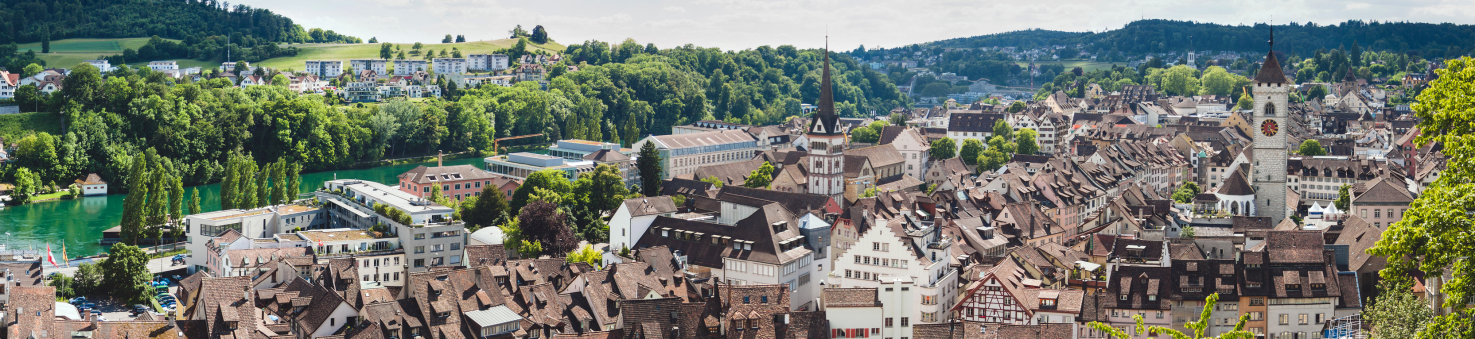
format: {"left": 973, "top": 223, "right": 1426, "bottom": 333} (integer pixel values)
{"left": 81, "top": 302, "right": 97, "bottom": 310}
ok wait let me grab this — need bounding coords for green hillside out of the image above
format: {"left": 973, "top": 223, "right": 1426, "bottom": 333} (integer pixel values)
{"left": 925, "top": 19, "right": 1475, "bottom": 59}
{"left": 0, "top": 112, "right": 64, "bottom": 142}
{"left": 20, "top": 38, "right": 226, "bottom": 69}
{"left": 24, "top": 38, "right": 563, "bottom": 72}
{"left": 24, "top": 38, "right": 157, "bottom": 69}
{"left": 23, "top": 37, "right": 562, "bottom": 72}
{"left": 252, "top": 39, "right": 565, "bottom": 70}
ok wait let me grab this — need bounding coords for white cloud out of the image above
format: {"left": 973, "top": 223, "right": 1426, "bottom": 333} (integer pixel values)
{"left": 237, "top": 0, "right": 1475, "bottom": 51}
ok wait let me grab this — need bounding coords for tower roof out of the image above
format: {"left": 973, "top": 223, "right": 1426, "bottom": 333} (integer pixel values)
{"left": 810, "top": 40, "right": 842, "bottom": 136}
{"left": 1343, "top": 67, "right": 1357, "bottom": 82}
{"left": 1254, "top": 50, "right": 1288, "bottom": 85}
{"left": 1255, "top": 26, "right": 1288, "bottom": 85}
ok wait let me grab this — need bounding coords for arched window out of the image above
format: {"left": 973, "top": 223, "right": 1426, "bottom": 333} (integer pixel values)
{"left": 1264, "top": 103, "right": 1277, "bottom": 117}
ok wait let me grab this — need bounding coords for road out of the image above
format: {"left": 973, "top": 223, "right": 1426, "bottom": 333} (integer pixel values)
{"left": 42, "top": 255, "right": 186, "bottom": 277}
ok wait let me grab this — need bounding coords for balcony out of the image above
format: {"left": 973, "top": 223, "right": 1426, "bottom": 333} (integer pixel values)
{"left": 318, "top": 247, "right": 405, "bottom": 259}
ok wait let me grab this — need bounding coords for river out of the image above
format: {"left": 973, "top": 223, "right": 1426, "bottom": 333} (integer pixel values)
{"left": 0, "top": 157, "right": 487, "bottom": 257}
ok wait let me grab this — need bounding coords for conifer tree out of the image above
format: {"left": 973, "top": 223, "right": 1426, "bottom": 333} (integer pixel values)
{"left": 119, "top": 149, "right": 151, "bottom": 245}
{"left": 254, "top": 169, "right": 270, "bottom": 208}
{"left": 188, "top": 188, "right": 201, "bottom": 216}
{"left": 270, "top": 159, "right": 288, "bottom": 206}
{"left": 170, "top": 174, "right": 184, "bottom": 222}
{"left": 287, "top": 163, "right": 302, "bottom": 203}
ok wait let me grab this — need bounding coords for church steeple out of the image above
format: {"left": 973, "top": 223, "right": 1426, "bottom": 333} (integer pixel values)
{"left": 811, "top": 36, "right": 841, "bottom": 136}
{"left": 1254, "top": 24, "right": 1287, "bottom": 85}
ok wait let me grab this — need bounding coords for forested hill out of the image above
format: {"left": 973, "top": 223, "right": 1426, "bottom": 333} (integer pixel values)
{"left": 926, "top": 19, "right": 1475, "bottom": 58}
{"left": 0, "top": 0, "right": 359, "bottom": 45}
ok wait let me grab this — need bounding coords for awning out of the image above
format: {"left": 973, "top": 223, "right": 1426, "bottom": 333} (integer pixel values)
{"left": 329, "top": 199, "right": 370, "bottom": 219}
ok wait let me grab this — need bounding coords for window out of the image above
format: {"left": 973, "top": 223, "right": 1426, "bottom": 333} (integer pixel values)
{"left": 761, "top": 296, "right": 768, "bottom": 303}
{"left": 432, "top": 244, "right": 445, "bottom": 252}
{"left": 885, "top": 318, "right": 893, "bottom": 328}
{"left": 415, "top": 233, "right": 426, "bottom": 240}
{"left": 451, "top": 242, "right": 461, "bottom": 250}
{"left": 1375, "top": 209, "right": 1381, "bottom": 218}
{"left": 1249, "top": 312, "right": 1263, "bottom": 321}
{"left": 900, "top": 318, "right": 909, "bottom": 327}
{"left": 1298, "top": 314, "right": 1308, "bottom": 325}
{"left": 1279, "top": 314, "right": 1289, "bottom": 325}
{"left": 1315, "top": 313, "right": 1324, "bottom": 323}
{"left": 415, "top": 246, "right": 425, "bottom": 254}
{"left": 414, "top": 259, "right": 425, "bottom": 267}
{"left": 873, "top": 242, "right": 880, "bottom": 251}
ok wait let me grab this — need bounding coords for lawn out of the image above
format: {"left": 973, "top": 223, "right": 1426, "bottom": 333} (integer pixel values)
{"left": 26, "top": 37, "right": 564, "bottom": 72}
{"left": 22, "top": 38, "right": 174, "bottom": 69}
{"left": 0, "top": 112, "right": 65, "bottom": 141}
{"left": 17, "top": 38, "right": 155, "bottom": 53}
{"left": 252, "top": 38, "right": 566, "bottom": 71}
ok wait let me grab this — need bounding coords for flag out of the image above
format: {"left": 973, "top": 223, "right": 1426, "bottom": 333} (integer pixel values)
{"left": 61, "top": 244, "right": 68, "bottom": 268}
{"left": 45, "top": 243, "right": 58, "bottom": 268}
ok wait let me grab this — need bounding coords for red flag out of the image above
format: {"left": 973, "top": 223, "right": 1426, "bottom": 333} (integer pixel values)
{"left": 46, "top": 243, "right": 58, "bottom": 268}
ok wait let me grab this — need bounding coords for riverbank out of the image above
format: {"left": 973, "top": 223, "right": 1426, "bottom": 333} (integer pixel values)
{"left": 0, "top": 156, "right": 494, "bottom": 257}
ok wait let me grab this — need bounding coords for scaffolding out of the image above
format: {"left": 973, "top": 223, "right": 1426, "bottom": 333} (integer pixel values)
{"left": 1322, "top": 314, "right": 1366, "bottom": 339}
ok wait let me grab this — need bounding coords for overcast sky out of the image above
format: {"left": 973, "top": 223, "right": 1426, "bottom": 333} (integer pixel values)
{"left": 239, "top": 0, "right": 1475, "bottom": 51}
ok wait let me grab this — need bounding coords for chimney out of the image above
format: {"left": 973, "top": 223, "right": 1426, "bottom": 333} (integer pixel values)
{"left": 168, "top": 312, "right": 177, "bottom": 328}
{"left": 438, "top": 150, "right": 444, "bottom": 167}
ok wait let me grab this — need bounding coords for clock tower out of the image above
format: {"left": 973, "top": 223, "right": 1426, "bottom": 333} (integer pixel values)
{"left": 807, "top": 37, "right": 846, "bottom": 197}
{"left": 1251, "top": 28, "right": 1289, "bottom": 225}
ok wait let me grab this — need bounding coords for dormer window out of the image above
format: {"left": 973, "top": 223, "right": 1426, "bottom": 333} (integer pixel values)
{"left": 1286, "top": 284, "right": 1302, "bottom": 291}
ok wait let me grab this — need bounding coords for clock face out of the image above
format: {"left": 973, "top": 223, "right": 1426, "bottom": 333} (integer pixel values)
{"left": 1261, "top": 120, "right": 1279, "bottom": 137}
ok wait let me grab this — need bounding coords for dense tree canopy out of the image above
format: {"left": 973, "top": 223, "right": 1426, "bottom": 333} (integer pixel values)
{"left": 1369, "top": 57, "right": 1475, "bottom": 338}
{"left": 926, "top": 19, "right": 1475, "bottom": 60}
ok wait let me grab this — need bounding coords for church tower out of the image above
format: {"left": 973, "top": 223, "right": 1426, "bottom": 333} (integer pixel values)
{"left": 808, "top": 38, "right": 846, "bottom": 197}
{"left": 1251, "top": 27, "right": 1289, "bottom": 225}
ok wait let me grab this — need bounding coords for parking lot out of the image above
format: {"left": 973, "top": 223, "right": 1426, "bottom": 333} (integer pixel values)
{"left": 68, "top": 277, "right": 181, "bottom": 321}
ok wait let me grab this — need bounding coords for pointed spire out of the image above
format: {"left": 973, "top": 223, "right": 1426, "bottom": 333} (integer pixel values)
{"left": 1254, "top": 22, "right": 1287, "bottom": 85}
{"left": 811, "top": 35, "right": 840, "bottom": 135}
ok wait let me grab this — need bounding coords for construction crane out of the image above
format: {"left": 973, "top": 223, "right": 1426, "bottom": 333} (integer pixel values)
{"left": 493, "top": 134, "right": 544, "bottom": 154}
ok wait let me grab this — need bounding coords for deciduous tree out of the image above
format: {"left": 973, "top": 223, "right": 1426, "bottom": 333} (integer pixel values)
{"left": 1016, "top": 128, "right": 1039, "bottom": 155}
{"left": 517, "top": 201, "right": 577, "bottom": 256}
{"left": 930, "top": 137, "right": 957, "bottom": 160}
{"left": 1299, "top": 140, "right": 1326, "bottom": 156}
{"left": 100, "top": 244, "right": 152, "bottom": 304}
{"left": 743, "top": 161, "right": 775, "bottom": 188}
{"left": 959, "top": 139, "right": 984, "bottom": 165}
{"left": 1369, "top": 58, "right": 1475, "bottom": 338}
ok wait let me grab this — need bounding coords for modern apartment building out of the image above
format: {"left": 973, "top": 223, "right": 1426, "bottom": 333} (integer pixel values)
{"left": 304, "top": 60, "right": 343, "bottom": 78}
{"left": 394, "top": 59, "right": 429, "bottom": 75}
{"left": 433, "top": 58, "right": 468, "bottom": 74}
{"left": 351, "top": 59, "right": 388, "bottom": 75}
{"left": 466, "top": 54, "right": 510, "bottom": 71}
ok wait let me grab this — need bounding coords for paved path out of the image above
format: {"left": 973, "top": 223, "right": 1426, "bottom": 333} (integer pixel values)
{"left": 42, "top": 256, "right": 185, "bottom": 277}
